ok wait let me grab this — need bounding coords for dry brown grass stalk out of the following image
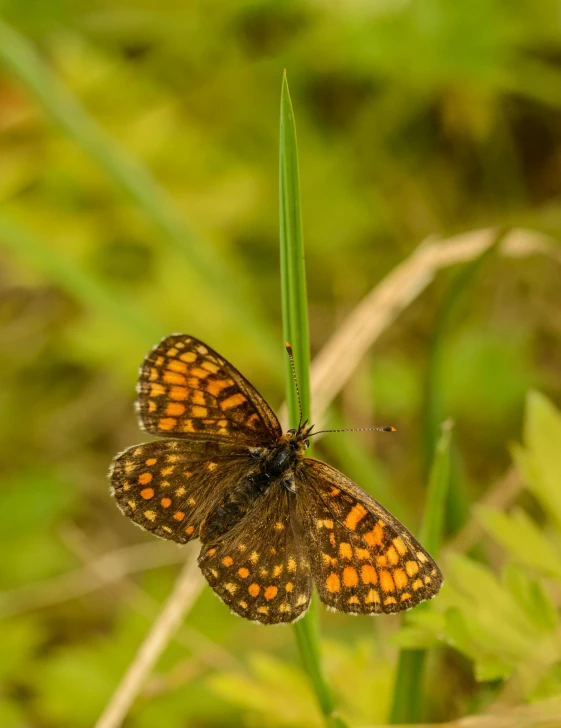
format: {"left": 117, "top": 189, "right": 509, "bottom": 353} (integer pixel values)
{"left": 94, "top": 558, "right": 203, "bottom": 728}
{"left": 302, "top": 227, "right": 561, "bottom": 429}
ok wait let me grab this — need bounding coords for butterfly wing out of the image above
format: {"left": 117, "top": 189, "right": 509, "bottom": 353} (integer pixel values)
{"left": 198, "top": 487, "right": 312, "bottom": 624}
{"left": 137, "top": 334, "right": 282, "bottom": 443}
{"left": 110, "top": 439, "right": 251, "bottom": 544}
{"left": 296, "top": 459, "right": 443, "bottom": 614}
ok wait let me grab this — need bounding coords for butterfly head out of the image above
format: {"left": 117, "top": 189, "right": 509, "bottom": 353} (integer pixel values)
{"left": 285, "top": 421, "right": 314, "bottom": 454}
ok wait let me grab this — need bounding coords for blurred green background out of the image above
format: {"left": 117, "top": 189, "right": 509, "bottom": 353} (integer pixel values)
{"left": 2, "top": 1, "right": 561, "bottom": 726}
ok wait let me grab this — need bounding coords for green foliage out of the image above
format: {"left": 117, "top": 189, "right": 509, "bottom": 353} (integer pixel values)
{"left": 395, "top": 393, "right": 561, "bottom": 698}
{"left": 1, "top": 1, "right": 561, "bottom": 725}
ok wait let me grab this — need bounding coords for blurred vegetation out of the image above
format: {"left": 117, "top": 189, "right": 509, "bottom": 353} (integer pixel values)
{"left": 2, "top": 1, "right": 561, "bottom": 726}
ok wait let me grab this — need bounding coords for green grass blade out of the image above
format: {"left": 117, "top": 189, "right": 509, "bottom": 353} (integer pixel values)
{"left": 0, "top": 18, "right": 275, "bottom": 352}
{"left": 420, "top": 420, "right": 453, "bottom": 554}
{"left": 279, "top": 72, "right": 347, "bottom": 728}
{"left": 279, "top": 73, "right": 311, "bottom": 424}
{"left": 389, "top": 421, "right": 453, "bottom": 724}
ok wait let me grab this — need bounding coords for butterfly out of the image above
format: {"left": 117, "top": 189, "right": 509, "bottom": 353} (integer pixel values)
{"left": 109, "top": 334, "right": 443, "bottom": 624}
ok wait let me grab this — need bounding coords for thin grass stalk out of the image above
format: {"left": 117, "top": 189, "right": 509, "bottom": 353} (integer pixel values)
{"left": 390, "top": 232, "right": 508, "bottom": 724}
{"left": 279, "top": 72, "right": 347, "bottom": 728}
{"left": 389, "top": 422, "right": 453, "bottom": 724}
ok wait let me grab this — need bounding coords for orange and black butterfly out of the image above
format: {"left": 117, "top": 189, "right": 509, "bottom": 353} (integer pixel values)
{"left": 110, "top": 334, "right": 442, "bottom": 624}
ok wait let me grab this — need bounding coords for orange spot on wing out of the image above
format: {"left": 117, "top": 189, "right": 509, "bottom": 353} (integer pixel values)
{"left": 181, "top": 420, "right": 195, "bottom": 433}
{"left": 406, "top": 560, "right": 419, "bottom": 577}
{"left": 145, "top": 458, "right": 157, "bottom": 466}
{"left": 384, "top": 596, "right": 397, "bottom": 606}
{"left": 191, "top": 367, "right": 210, "bottom": 379}
{"left": 206, "top": 378, "right": 233, "bottom": 397}
{"left": 343, "top": 566, "right": 359, "bottom": 587}
{"left": 148, "top": 400, "right": 157, "bottom": 412}
{"left": 400, "top": 592, "right": 412, "bottom": 601}
{"left": 248, "top": 583, "right": 260, "bottom": 597}
{"left": 192, "top": 390, "right": 206, "bottom": 406}
{"left": 238, "top": 567, "right": 249, "bottom": 578}
{"left": 140, "top": 487, "right": 154, "bottom": 499}
{"left": 179, "top": 351, "right": 196, "bottom": 363}
{"left": 343, "top": 503, "right": 368, "bottom": 531}
{"left": 285, "top": 582, "right": 293, "bottom": 592}
{"left": 361, "top": 565, "right": 378, "bottom": 584}
{"left": 364, "top": 523, "right": 384, "bottom": 547}
{"left": 170, "top": 386, "right": 189, "bottom": 401}
{"left": 326, "top": 572, "right": 341, "bottom": 592}
{"left": 355, "top": 547, "right": 370, "bottom": 560}
{"left": 138, "top": 472, "right": 152, "bottom": 485}
{"left": 393, "top": 536, "right": 408, "bottom": 555}
{"left": 185, "top": 526, "right": 195, "bottom": 536}
{"left": 167, "top": 360, "right": 188, "bottom": 374}
{"left": 379, "top": 570, "right": 395, "bottom": 592}
{"left": 393, "top": 568, "right": 408, "bottom": 589}
{"left": 365, "top": 588, "right": 380, "bottom": 604}
{"left": 166, "top": 402, "right": 185, "bottom": 416}
{"left": 150, "top": 383, "right": 165, "bottom": 397}
{"left": 158, "top": 417, "right": 177, "bottom": 430}
{"left": 161, "top": 498, "right": 172, "bottom": 508}
{"left": 192, "top": 405, "right": 207, "bottom": 418}
{"left": 173, "top": 511, "right": 185, "bottom": 521}
{"left": 202, "top": 360, "right": 220, "bottom": 373}
{"left": 163, "top": 370, "right": 187, "bottom": 385}
{"left": 412, "top": 579, "right": 423, "bottom": 591}
{"left": 220, "top": 393, "right": 247, "bottom": 409}
{"left": 347, "top": 595, "right": 360, "bottom": 605}
{"left": 387, "top": 546, "right": 399, "bottom": 565}
{"left": 264, "top": 586, "right": 278, "bottom": 601}
{"left": 339, "top": 542, "right": 353, "bottom": 560}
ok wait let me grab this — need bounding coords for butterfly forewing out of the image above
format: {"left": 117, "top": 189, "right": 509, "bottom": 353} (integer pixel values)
{"left": 137, "top": 334, "right": 282, "bottom": 442}
{"left": 198, "top": 488, "right": 312, "bottom": 624}
{"left": 110, "top": 439, "right": 251, "bottom": 543}
{"left": 297, "top": 459, "right": 443, "bottom": 614}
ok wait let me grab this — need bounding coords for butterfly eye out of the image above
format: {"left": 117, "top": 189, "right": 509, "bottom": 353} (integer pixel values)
{"left": 303, "top": 439, "right": 310, "bottom": 449}
{"left": 287, "top": 428, "right": 297, "bottom": 435}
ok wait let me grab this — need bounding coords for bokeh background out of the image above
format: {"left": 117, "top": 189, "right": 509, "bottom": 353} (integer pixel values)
{"left": 2, "top": 1, "right": 561, "bottom": 726}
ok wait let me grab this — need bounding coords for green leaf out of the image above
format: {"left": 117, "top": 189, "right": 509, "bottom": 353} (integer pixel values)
{"left": 477, "top": 506, "right": 561, "bottom": 580}
{"left": 503, "top": 563, "right": 558, "bottom": 634}
{"left": 522, "top": 391, "right": 561, "bottom": 529}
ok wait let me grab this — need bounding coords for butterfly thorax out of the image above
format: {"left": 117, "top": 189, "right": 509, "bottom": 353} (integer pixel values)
{"left": 199, "top": 428, "right": 311, "bottom": 545}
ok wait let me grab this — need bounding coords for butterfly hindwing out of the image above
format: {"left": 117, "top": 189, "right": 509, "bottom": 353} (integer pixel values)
{"left": 110, "top": 439, "right": 251, "bottom": 544}
{"left": 297, "top": 459, "right": 443, "bottom": 614}
{"left": 137, "top": 334, "right": 282, "bottom": 442}
{"left": 198, "top": 487, "right": 312, "bottom": 624}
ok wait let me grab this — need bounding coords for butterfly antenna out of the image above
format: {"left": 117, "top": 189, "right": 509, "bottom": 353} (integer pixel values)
{"left": 309, "top": 425, "right": 396, "bottom": 437}
{"left": 285, "top": 342, "right": 303, "bottom": 429}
